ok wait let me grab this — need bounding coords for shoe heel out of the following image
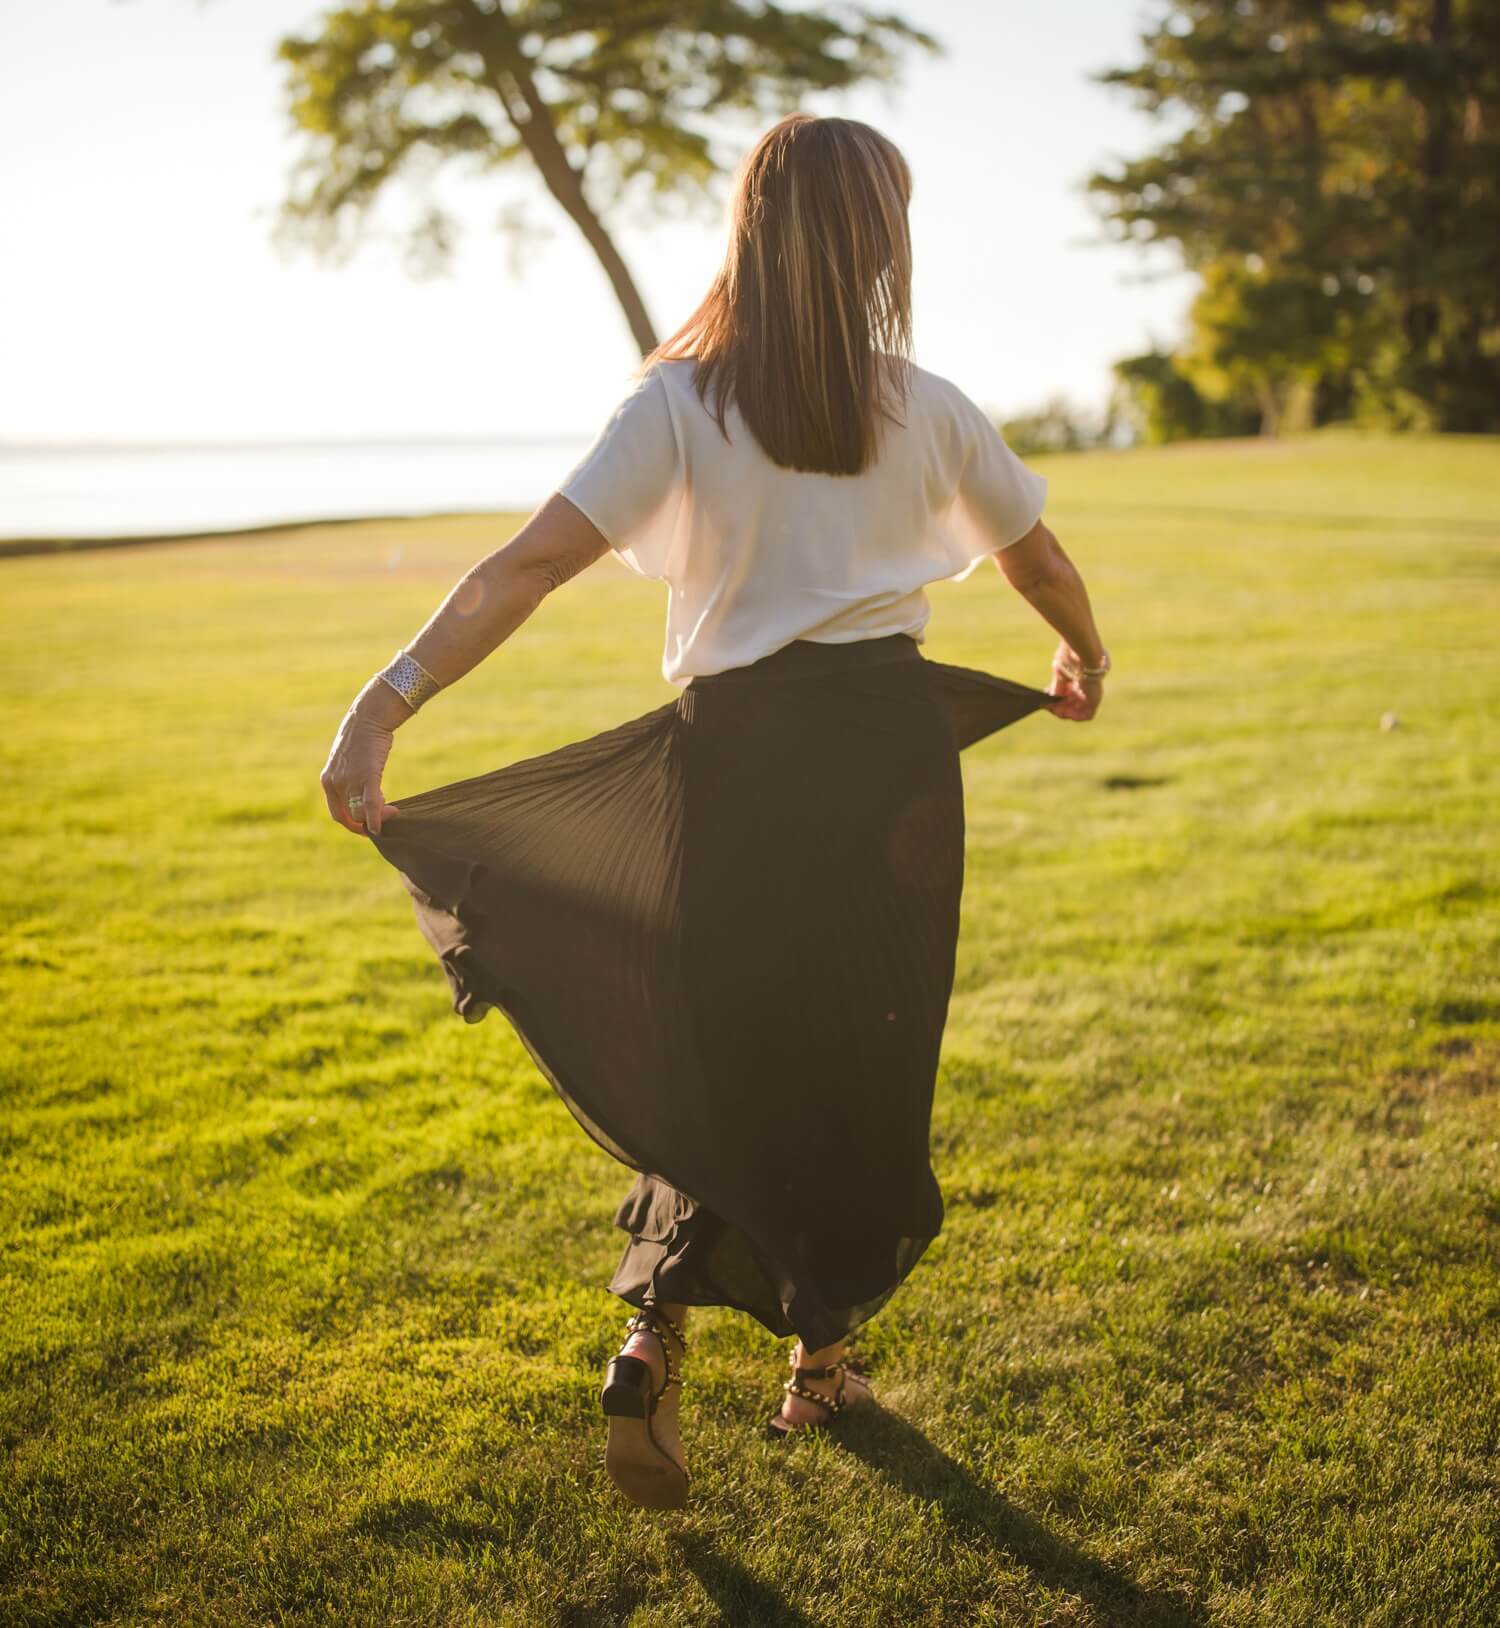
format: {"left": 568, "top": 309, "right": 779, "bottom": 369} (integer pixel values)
{"left": 600, "top": 1355, "right": 655, "bottom": 1419}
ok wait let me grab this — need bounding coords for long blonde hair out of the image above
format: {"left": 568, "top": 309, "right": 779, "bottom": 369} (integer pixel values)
{"left": 640, "top": 113, "right": 915, "bottom": 476}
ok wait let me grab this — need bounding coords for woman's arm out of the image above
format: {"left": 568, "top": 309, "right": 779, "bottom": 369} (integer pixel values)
{"left": 321, "top": 494, "right": 612, "bottom": 834}
{"left": 992, "top": 518, "right": 1107, "bottom": 722}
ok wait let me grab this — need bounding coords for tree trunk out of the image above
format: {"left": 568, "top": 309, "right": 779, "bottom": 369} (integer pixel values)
{"left": 466, "top": 4, "right": 659, "bottom": 357}
{"left": 517, "top": 133, "right": 660, "bottom": 357}
{"left": 1255, "top": 378, "right": 1282, "bottom": 437}
{"left": 1405, "top": 0, "right": 1453, "bottom": 365}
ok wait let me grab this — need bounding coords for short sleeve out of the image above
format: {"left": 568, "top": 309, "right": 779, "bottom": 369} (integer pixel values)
{"left": 932, "top": 386, "right": 1048, "bottom": 584}
{"left": 556, "top": 367, "right": 681, "bottom": 581}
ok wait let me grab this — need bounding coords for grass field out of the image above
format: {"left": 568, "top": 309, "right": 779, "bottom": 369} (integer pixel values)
{"left": 3, "top": 428, "right": 1499, "bottom": 1627}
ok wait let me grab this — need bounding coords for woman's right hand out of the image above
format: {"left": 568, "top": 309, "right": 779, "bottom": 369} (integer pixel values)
{"left": 321, "top": 706, "right": 400, "bottom": 835}
{"left": 319, "top": 677, "right": 411, "bottom": 836}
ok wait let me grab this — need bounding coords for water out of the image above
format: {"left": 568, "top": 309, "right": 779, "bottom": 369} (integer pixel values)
{"left": 0, "top": 438, "right": 596, "bottom": 542}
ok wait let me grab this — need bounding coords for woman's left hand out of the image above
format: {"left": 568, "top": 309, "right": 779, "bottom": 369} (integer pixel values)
{"left": 320, "top": 695, "right": 402, "bottom": 836}
{"left": 1045, "top": 641, "right": 1104, "bottom": 721}
{"left": 1046, "top": 672, "right": 1103, "bottom": 722}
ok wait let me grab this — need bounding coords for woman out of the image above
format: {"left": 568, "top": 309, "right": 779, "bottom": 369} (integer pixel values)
{"left": 320, "top": 112, "right": 1107, "bottom": 1511}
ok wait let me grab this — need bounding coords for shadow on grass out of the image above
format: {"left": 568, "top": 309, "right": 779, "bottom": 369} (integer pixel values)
{"left": 352, "top": 1495, "right": 513, "bottom": 1552}
{"left": 352, "top": 1490, "right": 820, "bottom": 1625}
{"left": 830, "top": 1409, "right": 1208, "bottom": 1628}
{"left": 1102, "top": 774, "right": 1173, "bottom": 791}
{"left": 670, "top": 1531, "right": 827, "bottom": 1626}
{"left": 354, "top": 1495, "right": 657, "bottom": 1624}
{"left": 350, "top": 1422, "right": 1204, "bottom": 1626}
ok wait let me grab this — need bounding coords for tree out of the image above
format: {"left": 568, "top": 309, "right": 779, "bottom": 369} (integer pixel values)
{"left": 998, "top": 397, "right": 1100, "bottom": 457}
{"left": 1087, "top": 1, "right": 1500, "bottom": 432}
{"left": 1178, "top": 256, "right": 1381, "bottom": 435}
{"left": 274, "top": 0, "right": 940, "bottom": 355}
{"left": 1110, "top": 348, "right": 1260, "bottom": 445}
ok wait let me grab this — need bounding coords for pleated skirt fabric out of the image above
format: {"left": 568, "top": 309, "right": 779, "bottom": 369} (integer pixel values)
{"left": 368, "top": 631, "right": 1053, "bottom": 1353}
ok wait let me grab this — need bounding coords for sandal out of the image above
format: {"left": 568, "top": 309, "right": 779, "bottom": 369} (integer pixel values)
{"left": 765, "top": 1340, "right": 872, "bottom": 1441}
{"left": 600, "top": 1303, "right": 690, "bottom": 1508}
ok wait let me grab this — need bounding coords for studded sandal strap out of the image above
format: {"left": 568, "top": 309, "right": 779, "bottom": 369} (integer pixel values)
{"left": 783, "top": 1366, "right": 847, "bottom": 1414}
{"left": 643, "top": 1305, "right": 688, "bottom": 1353}
{"left": 624, "top": 1307, "right": 687, "bottom": 1394}
{"left": 789, "top": 1340, "right": 866, "bottom": 1377}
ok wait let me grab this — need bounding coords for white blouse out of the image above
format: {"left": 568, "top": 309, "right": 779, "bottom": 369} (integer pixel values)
{"left": 556, "top": 357, "right": 1047, "bottom": 688}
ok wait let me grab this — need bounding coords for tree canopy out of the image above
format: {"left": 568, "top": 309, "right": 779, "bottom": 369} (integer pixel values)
{"left": 275, "top": 0, "right": 939, "bottom": 353}
{"left": 1090, "top": 1, "right": 1500, "bottom": 434}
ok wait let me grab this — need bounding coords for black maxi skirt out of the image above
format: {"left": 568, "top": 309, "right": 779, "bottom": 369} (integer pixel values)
{"left": 367, "top": 631, "right": 1053, "bottom": 1354}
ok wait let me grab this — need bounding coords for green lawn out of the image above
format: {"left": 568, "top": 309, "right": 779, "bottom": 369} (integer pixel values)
{"left": 3, "top": 428, "right": 1499, "bottom": 1627}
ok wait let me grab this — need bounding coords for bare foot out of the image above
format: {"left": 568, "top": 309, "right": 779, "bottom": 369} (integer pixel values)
{"left": 771, "top": 1340, "right": 872, "bottom": 1433}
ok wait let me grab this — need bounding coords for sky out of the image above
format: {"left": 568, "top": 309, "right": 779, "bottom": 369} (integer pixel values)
{"left": 0, "top": 0, "right": 1196, "bottom": 444}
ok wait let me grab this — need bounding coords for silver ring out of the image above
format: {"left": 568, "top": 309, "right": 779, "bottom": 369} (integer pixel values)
{"left": 347, "top": 792, "right": 366, "bottom": 809}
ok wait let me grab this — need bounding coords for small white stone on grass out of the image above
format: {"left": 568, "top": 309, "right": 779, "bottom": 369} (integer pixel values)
{"left": 1380, "top": 712, "right": 1400, "bottom": 731}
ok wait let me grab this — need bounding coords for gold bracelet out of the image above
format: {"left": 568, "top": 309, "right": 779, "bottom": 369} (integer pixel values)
{"left": 376, "top": 648, "right": 443, "bottom": 713}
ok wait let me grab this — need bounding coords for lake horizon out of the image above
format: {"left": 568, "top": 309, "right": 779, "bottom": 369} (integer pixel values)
{"left": 0, "top": 436, "right": 597, "bottom": 543}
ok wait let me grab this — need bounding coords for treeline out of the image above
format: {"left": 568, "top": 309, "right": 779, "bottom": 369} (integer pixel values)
{"left": 1083, "top": 0, "right": 1500, "bottom": 442}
